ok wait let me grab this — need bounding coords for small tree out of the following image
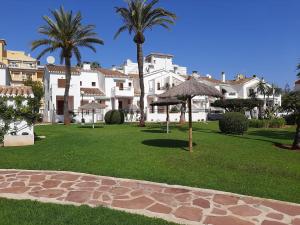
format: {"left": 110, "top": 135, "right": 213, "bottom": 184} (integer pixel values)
{"left": 23, "top": 78, "right": 44, "bottom": 113}
{"left": 281, "top": 91, "right": 300, "bottom": 149}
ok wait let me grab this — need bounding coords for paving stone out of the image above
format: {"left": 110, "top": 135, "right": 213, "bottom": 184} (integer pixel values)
{"left": 51, "top": 174, "right": 80, "bottom": 181}
{"left": 65, "top": 191, "right": 92, "bottom": 203}
{"left": 112, "top": 196, "right": 154, "bottom": 209}
{"left": 151, "top": 192, "right": 176, "bottom": 206}
{"left": 164, "top": 187, "right": 190, "bottom": 194}
{"left": 30, "top": 175, "right": 46, "bottom": 182}
{"left": 29, "top": 189, "right": 65, "bottom": 198}
{"left": 228, "top": 205, "right": 262, "bottom": 217}
{"left": 11, "top": 181, "right": 26, "bottom": 187}
{"left": 88, "top": 200, "right": 109, "bottom": 207}
{"left": 174, "top": 206, "right": 202, "bottom": 222}
{"left": 109, "top": 187, "right": 131, "bottom": 195}
{"left": 130, "top": 189, "right": 147, "bottom": 197}
{"left": 192, "top": 190, "right": 213, "bottom": 197}
{"left": 204, "top": 215, "right": 255, "bottom": 225}
{"left": 193, "top": 197, "right": 210, "bottom": 208}
{"left": 266, "top": 212, "right": 284, "bottom": 220}
{"left": 147, "top": 203, "right": 172, "bottom": 214}
{"left": 75, "top": 182, "right": 99, "bottom": 188}
{"left": 175, "top": 193, "right": 192, "bottom": 202}
{"left": 0, "top": 182, "right": 10, "bottom": 188}
{"left": 101, "top": 179, "right": 116, "bottom": 186}
{"left": 241, "top": 197, "right": 262, "bottom": 205}
{"left": 0, "top": 187, "right": 30, "bottom": 194}
{"left": 213, "top": 194, "right": 239, "bottom": 205}
{"left": 139, "top": 183, "right": 163, "bottom": 192}
{"left": 92, "top": 191, "right": 102, "bottom": 200}
{"left": 211, "top": 207, "right": 227, "bottom": 215}
{"left": 102, "top": 194, "right": 111, "bottom": 202}
{"left": 42, "top": 180, "right": 61, "bottom": 188}
{"left": 80, "top": 176, "right": 99, "bottom": 181}
{"left": 262, "top": 200, "right": 300, "bottom": 216}
{"left": 292, "top": 218, "right": 300, "bottom": 225}
{"left": 119, "top": 181, "right": 139, "bottom": 189}
{"left": 114, "top": 195, "right": 130, "bottom": 200}
{"left": 60, "top": 182, "right": 75, "bottom": 188}
{"left": 261, "top": 220, "right": 288, "bottom": 225}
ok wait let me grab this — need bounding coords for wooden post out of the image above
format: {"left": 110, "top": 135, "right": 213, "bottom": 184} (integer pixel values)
{"left": 166, "top": 105, "right": 169, "bottom": 134}
{"left": 92, "top": 109, "right": 95, "bottom": 129}
{"left": 188, "top": 96, "right": 193, "bottom": 152}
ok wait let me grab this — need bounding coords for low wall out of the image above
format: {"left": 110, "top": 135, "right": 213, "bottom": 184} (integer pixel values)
{"left": 4, "top": 135, "right": 34, "bottom": 147}
{"left": 147, "top": 112, "right": 207, "bottom": 122}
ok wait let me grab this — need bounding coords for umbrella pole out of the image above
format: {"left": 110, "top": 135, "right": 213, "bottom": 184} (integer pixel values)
{"left": 166, "top": 105, "right": 169, "bottom": 134}
{"left": 92, "top": 109, "right": 95, "bottom": 129}
{"left": 188, "top": 96, "right": 193, "bottom": 152}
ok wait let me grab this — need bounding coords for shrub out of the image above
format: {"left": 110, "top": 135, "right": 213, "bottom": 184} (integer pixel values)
{"left": 0, "top": 127, "right": 5, "bottom": 144}
{"left": 269, "top": 118, "right": 286, "bottom": 128}
{"left": 104, "top": 110, "right": 125, "bottom": 124}
{"left": 284, "top": 114, "right": 296, "bottom": 125}
{"left": 219, "top": 112, "right": 248, "bottom": 134}
{"left": 170, "top": 106, "right": 180, "bottom": 113}
{"left": 249, "top": 119, "right": 269, "bottom": 128}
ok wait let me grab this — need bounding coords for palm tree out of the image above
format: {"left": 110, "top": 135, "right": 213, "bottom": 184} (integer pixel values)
{"left": 114, "top": 0, "right": 176, "bottom": 126}
{"left": 256, "top": 79, "right": 267, "bottom": 108}
{"left": 31, "top": 6, "right": 103, "bottom": 125}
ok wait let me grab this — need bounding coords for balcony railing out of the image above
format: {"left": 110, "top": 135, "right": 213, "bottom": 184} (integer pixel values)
{"left": 111, "top": 86, "right": 134, "bottom": 97}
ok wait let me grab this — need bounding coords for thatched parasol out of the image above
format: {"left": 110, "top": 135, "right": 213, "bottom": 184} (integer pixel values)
{"left": 159, "top": 77, "right": 222, "bottom": 152}
{"left": 79, "top": 102, "right": 106, "bottom": 128}
{"left": 150, "top": 98, "right": 183, "bottom": 133}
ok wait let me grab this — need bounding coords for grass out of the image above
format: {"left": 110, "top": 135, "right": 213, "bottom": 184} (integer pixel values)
{"left": 0, "top": 122, "right": 299, "bottom": 224}
{"left": 0, "top": 198, "right": 175, "bottom": 225}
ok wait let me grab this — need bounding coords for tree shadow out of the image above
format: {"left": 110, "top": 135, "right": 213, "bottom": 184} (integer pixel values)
{"left": 141, "top": 130, "right": 166, "bottom": 134}
{"left": 78, "top": 125, "right": 104, "bottom": 129}
{"left": 247, "top": 130, "right": 295, "bottom": 140}
{"left": 142, "top": 139, "right": 196, "bottom": 151}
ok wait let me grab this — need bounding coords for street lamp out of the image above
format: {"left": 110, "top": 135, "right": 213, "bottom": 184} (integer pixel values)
{"left": 80, "top": 91, "right": 85, "bottom": 123}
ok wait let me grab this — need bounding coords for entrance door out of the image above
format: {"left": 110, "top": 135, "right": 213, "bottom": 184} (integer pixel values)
{"left": 119, "top": 82, "right": 124, "bottom": 90}
{"left": 118, "top": 100, "right": 123, "bottom": 109}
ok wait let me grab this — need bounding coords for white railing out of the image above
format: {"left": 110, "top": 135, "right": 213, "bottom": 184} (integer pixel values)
{"left": 111, "top": 86, "right": 134, "bottom": 97}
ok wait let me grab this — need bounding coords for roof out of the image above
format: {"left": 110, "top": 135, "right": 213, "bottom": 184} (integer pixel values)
{"left": 295, "top": 80, "right": 300, "bottom": 84}
{"left": 0, "top": 85, "right": 33, "bottom": 97}
{"left": 198, "top": 76, "right": 255, "bottom": 85}
{"left": 96, "top": 68, "right": 127, "bottom": 78}
{"left": 146, "top": 53, "right": 174, "bottom": 58}
{"left": 46, "top": 65, "right": 80, "bottom": 75}
{"left": 80, "top": 88, "right": 104, "bottom": 96}
{"left": 6, "top": 51, "right": 36, "bottom": 62}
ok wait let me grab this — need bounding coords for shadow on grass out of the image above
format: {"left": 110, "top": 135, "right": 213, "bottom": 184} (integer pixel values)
{"left": 141, "top": 130, "right": 166, "bottom": 134}
{"left": 247, "top": 130, "right": 295, "bottom": 140}
{"left": 142, "top": 139, "right": 196, "bottom": 151}
{"left": 78, "top": 125, "right": 104, "bottom": 129}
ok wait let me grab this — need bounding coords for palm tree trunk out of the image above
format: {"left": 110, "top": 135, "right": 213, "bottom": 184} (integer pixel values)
{"left": 292, "top": 115, "right": 300, "bottom": 149}
{"left": 137, "top": 43, "right": 145, "bottom": 127}
{"left": 63, "top": 57, "right": 71, "bottom": 125}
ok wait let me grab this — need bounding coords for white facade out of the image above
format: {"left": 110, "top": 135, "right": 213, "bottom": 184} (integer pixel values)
{"left": 0, "top": 63, "right": 9, "bottom": 85}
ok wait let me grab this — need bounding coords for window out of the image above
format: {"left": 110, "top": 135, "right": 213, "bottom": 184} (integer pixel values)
{"left": 58, "top": 79, "right": 66, "bottom": 88}
{"left": 128, "top": 82, "right": 132, "bottom": 87}
{"left": 80, "top": 81, "right": 82, "bottom": 86}
{"left": 128, "top": 99, "right": 131, "bottom": 104}
{"left": 92, "top": 82, "right": 96, "bottom": 86}
{"left": 157, "top": 82, "right": 161, "bottom": 90}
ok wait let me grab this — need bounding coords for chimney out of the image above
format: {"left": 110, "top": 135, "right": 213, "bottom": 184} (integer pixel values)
{"left": 112, "top": 65, "right": 116, "bottom": 71}
{"left": 192, "top": 70, "right": 198, "bottom": 77}
{"left": 221, "top": 72, "right": 226, "bottom": 82}
{"left": 83, "top": 63, "right": 91, "bottom": 70}
{"left": 206, "top": 74, "right": 212, "bottom": 79}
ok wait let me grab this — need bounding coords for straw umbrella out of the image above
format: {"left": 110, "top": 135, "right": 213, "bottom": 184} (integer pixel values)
{"left": 159, "top": 77, "right": 222, "bottom": 152}
{"left": 150, "top": 98, "right": 183, "bottom": 133}
{"left": 79, "top": 102, "right": 106, "bottom": 128}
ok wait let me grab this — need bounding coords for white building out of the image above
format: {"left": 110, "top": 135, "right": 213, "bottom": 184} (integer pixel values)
{"left": 0, "top": 62, "right": 10, "bottom": 85}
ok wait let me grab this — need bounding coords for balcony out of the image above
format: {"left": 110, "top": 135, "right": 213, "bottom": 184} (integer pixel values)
{"left": 111, "top": 86, "right": 134, "bottom": 97}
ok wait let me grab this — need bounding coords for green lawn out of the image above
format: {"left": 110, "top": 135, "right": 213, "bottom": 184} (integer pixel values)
{"left": 0, "top": 122, "right": 299, "bottom": 224}
{"left": 0, "top": 198, "right": 175, "bottom": 225}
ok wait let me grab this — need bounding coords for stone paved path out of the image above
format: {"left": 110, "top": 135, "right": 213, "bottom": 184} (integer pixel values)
{"left": 0, "top": 169, "right": 299, "bottom": 225}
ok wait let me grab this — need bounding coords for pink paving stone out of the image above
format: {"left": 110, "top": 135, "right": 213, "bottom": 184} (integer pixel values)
{"left": 109, "top": 187, "right": 131, "bottom": 195}
{"left": 139, "top": 183, "right": 164, "bottom": 192}
{"left": 0, "top": 182, "right": 10, "bottom": 188}
{"left": 65, "top": 191, "right": 92, "bottom": 203}
{"left": 75, "top": 182, "right": 99, "bottom": 188}
{"left": 130, "top": 189, "right": 148, "bottom": 197}
{"left": 29, "top": 189, "right": 65, "bottom": 198}
{"left": 173, "top": 206, "right": 202, "bottom": 222}
{"left": 112, "top": 196, "right": 154, "bottom": 210}
{"left": 97, "top": 186, "right": 112, "bottom": 192}
{"left": 6, "top": 178, "right": 18, "bottom": 182}
{"left": 119, "top": 181, "right": 139, "bottom": 189}
{"left": 241, "top": 197, "right": 262, "bottom": 205}
{"left": 30, "top": 187, "right": 43, "bottom": 192}
{"left": 92, "top": 191, "right": 102, "bottom": 200}
{"left": 228, "top": 205, "right": 262, "bottom": 217}
{"left": 175, "top": 193, "right": 193, "bottom": 202}
{"left": 211, "top": 207, "right": 227, "bottom": 215}
{"left": 88, "top": 200, "right": 109, "bottom": 207}
{"left": 262, "top": 200, "right": 300, "bottom": 216}
{"left": 266, "top": 213, "right": 284, "bottom": 220}
{"left": 151, "top": 192, "right": 177, "bottom": 206}
{"left": 80, "top": 176, "right": 99, "bottom": 181}
{"left": 261, "top": 220, "right": 288, "bottom": 225}
{"left": 0, "top": 171, "right": 18, "bottom": 175}
{"left": 30, "top": 175, "right": 46, "bottom": 182}
{"left": 60, "top": 182, "right": 75, "bottom": 188}
{"left": 102, "top": 194, "right": 111, "bottom": 202}
{"left": 113, "top": 195, "right": 131, "bottom": 200}
{"left": 193, "top": 197, "right": 210, "bottom": 208}
{"left": 42, "top": 180, "right": 61, "bottom": 188}
{"left": 0, "top": 187, "right": 30, "bottom": 194}
{"left": 192, "top": 191, "right": 213, "bottom": 197}
{"left": 292, "top": 218, "right": 300, "bottom": 225}
{"left": 164, "top": 187, "right": 190, "bottom": 194}
{"left": 101, "top": 179, "right": 116, "bottom": 186}
{"left": 11, "top": 181, "right": 26, "bottom": 187}
{"left": 213, "top": 194, "right": 239, "bottom": 205}
{"left": 18, "top": 171, "right": 38, "bottom": 175}
{"left": 204, "top": 215, "right": 255, "bottom": 225}
{"left": 147, "top": 203, "right": 173, "bottom": 214}
{"left": 51, "top": 174, "right": 80, "bottom": 181}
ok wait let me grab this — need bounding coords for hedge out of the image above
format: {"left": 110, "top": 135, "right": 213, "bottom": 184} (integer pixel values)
{"left": 219, "top": 112, "right": 248, "bottom": 135}
{"left": 104, "top": 110, "right": 125, "bottom": 124}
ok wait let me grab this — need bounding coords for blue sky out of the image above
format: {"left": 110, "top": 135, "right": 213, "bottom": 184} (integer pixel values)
{"left": 1, "top": 0, "right": 299, "bottom": 87}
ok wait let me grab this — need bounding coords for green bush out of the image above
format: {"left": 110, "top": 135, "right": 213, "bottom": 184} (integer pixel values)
{"left": 284, "top": 114, "right": 296, "bottom": 125}
{"left": 219, "top": 112, "right": 248, "bottom": 135}
{"left": 104, "top": 110, "right": 125, "bottom": 124}
{"left": 249, "top": 119, "right": 269, "bottom": 128}
{"left": 0, "top": 127, "right": 5, "bottom": 144}
{"left": 269, "top": 118, "right": 286, "bottom": 128}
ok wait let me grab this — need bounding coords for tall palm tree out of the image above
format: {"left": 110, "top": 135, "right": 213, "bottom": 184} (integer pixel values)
{"left": 256, "top": 79, "right": 267, "bottom": 108}
{"left": 114, "top": 0, "right": 176, "bottom": 126}
{"left": 31, "top": 6, "right": 103, "bottom": 125}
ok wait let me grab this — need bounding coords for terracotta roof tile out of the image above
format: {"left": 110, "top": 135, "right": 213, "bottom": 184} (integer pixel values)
{"left": 0, "top": 85, "right": 33, "bottom": 97}
{"left": 80, "top": 88, "right": 104, "bottom": 96}
{"left": 198, "top": 76, "right": 254, "bottom": 85}
{"left": 46, "top": 64, "right": 80, "bottom": 75}
{"left": 295, "top": 80, "right": 300, "bottom": 84}
{"left": 96, "top": 68, "right": 127, "bottom": 78}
